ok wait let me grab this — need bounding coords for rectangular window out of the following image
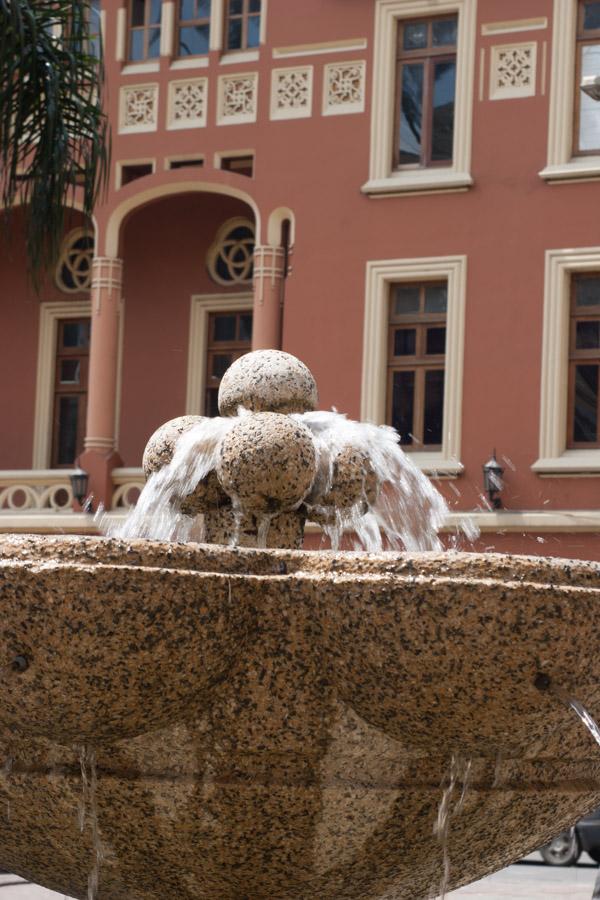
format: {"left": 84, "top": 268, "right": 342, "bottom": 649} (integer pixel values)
{"left": 394, "top": 15, "right": 458, "bottom": 169}
{"left": 575, "top": 1, "right": 600, "bottom": 154}
{"left": 129, "top": 0, "right": 161, "bottom": 61}
{"left": 220, "top": 154, "right": 254, "bottom": 176}
{"left": 568, "top": 274, "right": 600, "bottom": 447}
{"left": 387, "top": 282, "right": 447, "bottom": 448}
{"left": 205, "top": 311, "right": 252, "bottom": 415}
{"left": 178, "top": 0, "right": 211, "bottom": 57}
{"left": 225, "top": 0, "right": 261, "bottom": 52}
{"left": 51, "top": 318, "right": 91, "bottom": 467}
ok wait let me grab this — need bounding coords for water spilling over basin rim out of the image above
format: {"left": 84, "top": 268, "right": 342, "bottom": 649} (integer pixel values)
{"left": 0, "top": 534, "right": 599, "bottom": 898}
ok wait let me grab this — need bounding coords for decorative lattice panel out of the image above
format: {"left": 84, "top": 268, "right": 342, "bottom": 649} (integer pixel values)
{"left": 270, "top": 67, "right": 313, "bottom": 120}
{"left": 323, "top": 61, "right": 366, "bottom": 115}
{"left": 490, "top": 43, "right": 537, "bottom": 100}
{"left": 168, "top": 78, "right": 208, "bottom": 129}
{"left": 119, "top": 83, "right": 159, "bottom": 133}
{"left": 217, "top": 73, "right": 258, "bottom": 125}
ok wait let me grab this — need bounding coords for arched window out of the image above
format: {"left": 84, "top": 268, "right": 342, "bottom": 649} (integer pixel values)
{"left": 207, "top": 218, "right": 255, "bottom": 285}
{"left": 55, "top": 229, "right": 94, "bottom": 293}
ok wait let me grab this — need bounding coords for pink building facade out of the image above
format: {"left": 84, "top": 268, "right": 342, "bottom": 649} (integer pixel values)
{"left": 1, "top": 0, "right": 600, "bottom": 559}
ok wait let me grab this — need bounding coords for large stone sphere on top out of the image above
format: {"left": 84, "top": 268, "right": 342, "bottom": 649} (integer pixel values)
{"left": 218, "top": 349, "right": 318, "bottom": 416}
{"left": 217, "top": 412, "right": 317, "bottom": 514}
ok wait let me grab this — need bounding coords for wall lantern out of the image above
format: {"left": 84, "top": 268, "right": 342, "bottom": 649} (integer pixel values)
{"left": 482, "top": 451, "right": 504, "bottom": 510}
{"left": 581, "top": 74, "right": 600, "bottom": 102}
{"left": 69, "top": 469, "right": 91, "bottom": 512}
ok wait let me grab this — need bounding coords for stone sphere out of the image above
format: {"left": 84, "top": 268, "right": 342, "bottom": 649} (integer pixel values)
{"left": 143, "top": 416, "right": 229, "bottom": 513}
{"left": 307, "top": 446, "right": 379, "bottom": 524}
{"left": 217, "top": 413, "right": 317, "bottom": 514}
{"left": 218, "top": 350, "right": 318, "bottom": 416}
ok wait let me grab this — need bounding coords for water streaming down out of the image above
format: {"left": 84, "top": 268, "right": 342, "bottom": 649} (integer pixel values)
{"left": 566, "top": 698, "right": 600, "bottom": 749}
{"left": 434, "top": 754, "right": 472, "bottom": 900}
{"left": 79, "top": 745, "right": 103, "bottom": 900}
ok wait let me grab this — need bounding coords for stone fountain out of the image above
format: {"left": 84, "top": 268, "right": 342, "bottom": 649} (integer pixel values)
{"left": 0, "top": 349, "right": 599, "bottom": 900}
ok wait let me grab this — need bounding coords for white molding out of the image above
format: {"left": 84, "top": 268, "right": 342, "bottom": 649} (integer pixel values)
{"left": 115, "top": 158, "right": 156, "bottom": 190}
{"left": 366, "top": 0, "right": 476, "bottom": 194}
{"left": 489, "top": 41, "right": 538, "bottom": 101}
{"left": 443, "top": 509, "right": 600, "bottom": 532}
{"left": 210, "top": 0, "right": 224, "bottom": 51}
{"left": 272, "top": 38, "right": 367, "bottom": 59}
{"left": 160, "top": 1, "right": 175, "bottom": 57}
{"left": 540, "top": 157, "right": 600, "bottom": 182}
{"left": 115, "top": 7, "right": 127, "bottom": 62}
{"left": 535, "top": 246, "right": 600, "bottom": 475}
{"left": 121, "top": 61, "right": 160, "bottom": 75}
{"left": 270, "top": 66, "right": 313, "bottom": 121}
{"left": 220, "top": 50, "right": 260, "bottom": 65}
{"left": 543, "top": 0, "right": 580, "bottom": 175}
{"left": 186, "top": 292, "right": 253, "bottom": 415}
{"left": 362, "top": 171, "right": 472, "bottom": 196}
{"left": 170, "top": 57, "right": 209, "bottom": 70}
{"left": 361, "top": 255, "right": 467, "bottom": 475}
{"left": 481, "top": 18, "right": 548, "bottom": 36}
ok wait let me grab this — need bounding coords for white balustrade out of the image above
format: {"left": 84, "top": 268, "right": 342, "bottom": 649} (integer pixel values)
{"left": 0, "top": 470, "right": 75, "bottom": 513}
{"left": 111, "top": 468, "right": 144, "bottom": 510}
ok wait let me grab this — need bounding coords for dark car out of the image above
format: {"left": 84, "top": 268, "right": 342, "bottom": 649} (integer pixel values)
{"left": 540, "top": 807, "right": 600, "bottom": 865}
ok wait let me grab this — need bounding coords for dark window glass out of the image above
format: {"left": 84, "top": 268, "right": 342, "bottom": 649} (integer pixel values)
{"left": 60, "top": 360, "right": 81, "bottom": 384}
{"left": 432, "top": 17, "right": 457, "bottom": 46}
{"left": 57, "top": 397, "right": 79, "bottom": 465}
{"left": 228, "top": 18, "right": 242, "bottom": 48}
{"left": 179, "top": 24, "right": 210, "bottom": 54}
{"left": 393, "top": 285, "right": 420, "bottom": 315}
{"left": 424, "top": 370, "right": 445, "bottom": 444}
{"left": 576, "top": 320, "right": 600, "bottom": 349}
{"left": 431, "top": 60, "right": 456, "bottom": 161}
{"left": 399, "top": 64, "right": 424, "bottom": 164}
{"left": 213, "top": 354, "right": 232, "bottom": 378}
{"left": 573, "top": 365, "right": 599, "bottom": 441}
{"left": 584, "top": 1, "right": 600, "bottom": 30}
{"left": 394, "top": 329, "right": 417, "bottom": 356}
{"left": 426, "top": 327, "right": 446, "bottom": 355}
{"left": 131, "top": 0, "right": 145, "bottom": 26}
{"left": 403, "top": 21, "right": 428, "bottom": 50}
{"left": 247, "top": 15, "right": 260, "bottom": 47}
{"left": 249, "top": 0, "right": 261, "bottom": 12}
{"left": 229, "top": 0, "right": 243, "bottom": 13}
{"left": 392, "top": 371, "right": 415, "bottom": 444}
{"left": 129, "top": 29, "right": 144, "bottom": 60}
{"left": 239, "top": 314, "right": 253, "bottom": 341}
{"left": 63, "top": 321, "right": 90, "bottom": 348}
{"left": 169, "top": 158, "right": 204, "bottom": 169}
{"left": 424, "top": 284, "right": 448, "bottom": 313}
{"left": 214, "top": 315, "right": 237, "bottom": 341}
{"left": 575, "top": 276, "right": 600, "bottom": 307}
{"left": 149, "top": 0, "right": 161, "bottom": 24}
{"left": 206, "top": 388, "right": 220, "bottom": 418}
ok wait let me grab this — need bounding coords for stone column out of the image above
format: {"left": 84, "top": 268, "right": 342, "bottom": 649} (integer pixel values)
{"left": 251, "top": 245, "right": 286, "bottom": 350}
{"left": 79, "top": 257, "right": 123, "bottom": 511}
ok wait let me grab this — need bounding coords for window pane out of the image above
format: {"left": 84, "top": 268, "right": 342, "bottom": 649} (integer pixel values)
{"left": 431, "top": 60, "right": 456, "bottom": 162}
{"left": 432, "top": 17, "right": 457, "bottom": 47}
{"left": 148, "top": 27, "right": 161, "bottom": 57}
{"left": 399, "top": 63, "right": 424, "bottom": 164}
{"left": 239, "top": 314, "right": 253, "bottom": 341}
{"left": 129, "top": 29, "right": 144, "bottom": 60}
{"left": 131, "top": 0, "right": 145, "bottom": 27}
{"left": 573, "top": 364, "right": 599, "bottom": 441}
{"left": 576, "top": 320, "right": 600, "bottom": 349}
{"left": 579, "top": 44, "right": 600, "bottom": 151}
{"left": 247, "top": 14, "right": 260, "bottom": 47}
{"left": 403, "top": 22, "right": 428, "bottom": 50}
{"left": 394, "top": 328, "right": 417, "bottom": 356}
{"left": 393, "top": 285, "right": 420, "bottom": 315}
{"left": 213, "top": 354, "right": 232, "bottom": 378}
{"left": 149, "top": 0, "right": 162, "bottom": 24}
{"left": 179, "top": 23, "right": 209, "bottom": 54}
{"left": 249, "top": 0, "right": 261, "bottom": 11}
{"left": 229, "top": 0, "right": 243, "bottom": 13}
{"left": 198, "top": 0, "right": 211, "bottom": 17}
{"left": 575, "top": 276, "right": 600, "bottom": 306}
{"left": 392, "top": 371, "right": 415, "bottom": 444}
{"left": 206, "top": 388, "right": 220, "bottom": 418}
{"left": 584, "top": 1, "right": 600, "bottom": 30}
{"left": 57, "top": 397, "right": 79, "bottom": 465}
{"left": 227, "top": 18, "right": 242, "bottom": 49}
{"left": 60, "top": 360, "right": 81, "bottom": 384}
{"left": 424, "top": 284, "right": 448, "bottom": 313}
{"left": 181, "top": 0, "right": 195, "bottom": 19}
{"left": 424, "top": 370, "right": 445, "bottom": 444}
{"left": 426, "top": 327, "right": 446, "bottom": 354}
{"left": 62, "top": 321, "right": 90, "bottom": 349}
{"left": 213, "top": 315, "right": 237, "bottom": 341}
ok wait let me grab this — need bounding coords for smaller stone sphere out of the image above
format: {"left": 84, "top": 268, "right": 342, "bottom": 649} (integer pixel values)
{"left": 143, "top": 416, "right": 229, "bottom": 513}
{"left": 307, "top": 446, "right": 379, "bottom": 524}
{"left": 218, "top": 350, "right": 318, "bottom": 416}
{"left": 217, "top": 413, "right": 317, "bottom": 514}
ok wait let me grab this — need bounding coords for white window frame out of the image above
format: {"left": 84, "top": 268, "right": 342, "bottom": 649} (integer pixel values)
{"left": 185, "top": 292, "right": 253, "bottom": 415}
{"left": 533, "top": 247, "right": 600, "bottom": 475}
{"left": 540, "top": 0, "right": 600, "bottom": 182}
{"left": 33, "top": 301, "right": 124, "bottom": 469}
{"left": 361, "top": 255, "right": 467, "bottom": 476}
{"left": 362, "top": 0, "right": 476, "bottom": 197}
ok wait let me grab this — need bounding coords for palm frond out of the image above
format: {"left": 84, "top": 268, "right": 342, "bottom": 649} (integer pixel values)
{"left": 0, "top": 0, "right": 110, "bottom": 287}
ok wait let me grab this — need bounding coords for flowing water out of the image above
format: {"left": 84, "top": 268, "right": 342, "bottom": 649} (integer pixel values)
{"left": 434, "top": 754, "right": 472, "bottom": 900}
{"left": 79, "top": 745, "right": 103, "bottom": 900}
{"left": 565, "top": 697, "right": 600, "bottom": 749}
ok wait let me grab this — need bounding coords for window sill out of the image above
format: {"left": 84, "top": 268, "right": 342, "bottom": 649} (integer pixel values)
{"left": 539, "top": 157, "right": 600, "bottom": 183}
{"left": 121, "top": 61, "right": 160, "bottom": 75}
{"left": 405, "top": 453, "right": 464, "bottom": 478}
{"left": 220, "top": 50, "right": 260, "bottom": 65}
{"left": 532, "top": 451, "right": 600, "bottom": 476}
{"left": 361, "top": 170, "right": 473, "bottom": 197}
{"left": 170, "top": 56, "right": 209, "bottom": 70}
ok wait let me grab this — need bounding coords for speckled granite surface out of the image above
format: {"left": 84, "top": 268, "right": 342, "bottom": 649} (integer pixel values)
{"left": 0, "top": 535, "right": 599, "bottom": 899}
